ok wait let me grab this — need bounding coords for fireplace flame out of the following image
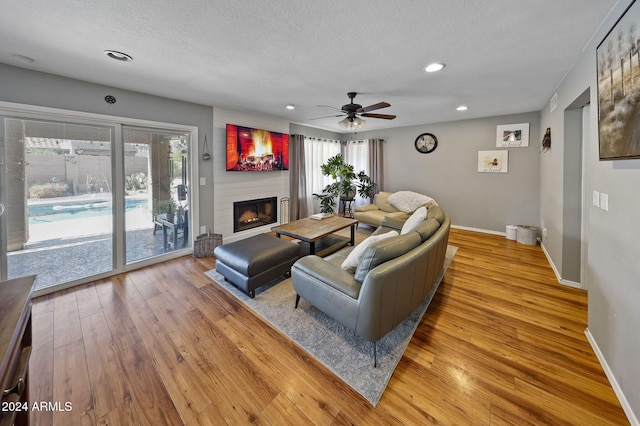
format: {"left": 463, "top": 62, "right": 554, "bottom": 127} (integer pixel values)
{"left": 248, "top": 130, "right": 273, "bottom": 158}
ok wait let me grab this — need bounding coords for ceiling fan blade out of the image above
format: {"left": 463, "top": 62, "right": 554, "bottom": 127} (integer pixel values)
{"left": 317, "top": 104, "right": 344, "bottom": 112}
{"left": 357, "top": 102, "right": 390, "bottom": 113}
{"left": 309, "top": 114, "right": 345, "bottom": 120}
{"left": 361, "top": 113, "right": 396, "bottom": 120}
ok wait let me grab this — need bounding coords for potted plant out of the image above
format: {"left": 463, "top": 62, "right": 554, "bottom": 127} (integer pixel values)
{"left": 313, "top": 154, "right": 376, "bottom": 214}
{"left": 153, "top": 199, "right": 178, "bottom": 223}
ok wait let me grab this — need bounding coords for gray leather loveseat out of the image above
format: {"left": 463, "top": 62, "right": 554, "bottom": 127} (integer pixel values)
{"left": 291, "top": 205, "right": 450, "bottom": 366}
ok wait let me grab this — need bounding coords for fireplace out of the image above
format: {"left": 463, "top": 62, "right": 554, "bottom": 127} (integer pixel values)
{"left": 233, "top": 197, "right": 277, "bottom": 233}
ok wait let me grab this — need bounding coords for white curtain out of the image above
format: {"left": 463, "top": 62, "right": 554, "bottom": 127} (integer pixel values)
{"left": 303, "top": 137, "right": 341, "bottom": 214}
{"left": 343, "top": 139, "right": 370, "bottom": 208}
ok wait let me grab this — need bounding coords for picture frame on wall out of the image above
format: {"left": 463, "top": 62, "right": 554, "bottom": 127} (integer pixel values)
{"left": 596, "top": 0, "right": 640, "bottom": 160}
{"left": 496, "top": 123, "right": 529, "bottom": 147}
{"left": 478, "top": 150, "right": 509, "bottom": 173}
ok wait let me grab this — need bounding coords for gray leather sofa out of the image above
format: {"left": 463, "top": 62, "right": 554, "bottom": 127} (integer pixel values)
{"left": 291, "top": 205, "right": 450, "bottom": 366}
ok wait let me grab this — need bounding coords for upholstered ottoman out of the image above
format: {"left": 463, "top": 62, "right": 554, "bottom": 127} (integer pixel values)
{"left": 213, "top": 233, "right": 299, "bottom": 298}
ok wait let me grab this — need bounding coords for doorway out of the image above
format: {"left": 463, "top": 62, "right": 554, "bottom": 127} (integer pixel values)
{"left": 562, "top": 89, "right": 590, "bottom": 286}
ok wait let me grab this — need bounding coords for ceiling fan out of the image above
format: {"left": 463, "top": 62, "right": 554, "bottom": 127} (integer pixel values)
{"left": 314, "top": 92, "right": 396, "bottom": 129}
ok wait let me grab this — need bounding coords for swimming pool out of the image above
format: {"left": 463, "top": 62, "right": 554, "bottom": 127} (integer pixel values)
{"left": 29, "top": 198, "right": 148, "bottom": 223}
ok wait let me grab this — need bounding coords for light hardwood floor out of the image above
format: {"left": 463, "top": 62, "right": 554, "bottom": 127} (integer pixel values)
{"left": 28, "top": 228, "right": 630, "bottom": 425}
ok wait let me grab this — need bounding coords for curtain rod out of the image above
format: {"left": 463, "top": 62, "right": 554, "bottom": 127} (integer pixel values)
{"left": 302, "top": 137, "right": 381, "bottom": 144}
{"left": 303, "top": 137, "right": 342, "bottom": 143}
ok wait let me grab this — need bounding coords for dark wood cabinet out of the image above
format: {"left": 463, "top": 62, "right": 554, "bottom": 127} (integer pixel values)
{"left": 0, "top": 275, "right": 36, "bottom": 426}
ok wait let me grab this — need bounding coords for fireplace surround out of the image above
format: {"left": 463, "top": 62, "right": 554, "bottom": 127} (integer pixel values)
{"left": 233, "top": 197, "right": 277, "bottom": 233}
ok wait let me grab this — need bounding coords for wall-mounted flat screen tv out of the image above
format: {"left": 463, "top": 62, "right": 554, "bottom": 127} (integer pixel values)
{"left": 226, "top": 124, "right": 289, "bottom": 171}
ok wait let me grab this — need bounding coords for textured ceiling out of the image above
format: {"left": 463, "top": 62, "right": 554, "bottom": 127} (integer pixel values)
{"left": 0, "top": 0, "right": 618, "bottom": 132}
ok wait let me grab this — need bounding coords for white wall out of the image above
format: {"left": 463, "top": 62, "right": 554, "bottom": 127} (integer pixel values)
{"left": 540, "top": 0, "right": 640, "bottom": 421}
{"left": 212, "top": 108, "right": 290, "bottom": 243}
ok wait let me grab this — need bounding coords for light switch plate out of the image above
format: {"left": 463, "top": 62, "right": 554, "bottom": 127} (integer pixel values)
{"left": 200, "top": 177, "right": 206, "bottom": 185}
{"left": 593, "top": 190, "right": 600, "bottom": 207}
{"left": 600, "top": 193, "right": 609, "bottom": 211}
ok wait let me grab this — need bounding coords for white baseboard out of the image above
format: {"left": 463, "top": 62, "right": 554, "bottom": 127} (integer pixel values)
{"left": 451, "top": 224, "right": 506, "bottom": 236}
{"left": 585, "top": 328, "right": 639, "bottom": 426}
{"left": 558, "top": 278, "right": 582, "bottom": 289}
{"left": 540, "top": 243, "right": 583, "bottom": 289}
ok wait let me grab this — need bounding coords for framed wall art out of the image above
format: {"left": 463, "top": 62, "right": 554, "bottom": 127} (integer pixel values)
{"left": 596, "top": 0, "right": 640, "bottom": 160}
{"left": 478, "top": 150, "right": 509, "bottom": 173}
{"left": 496, "top": 123, "right": 529, "bottom": 147}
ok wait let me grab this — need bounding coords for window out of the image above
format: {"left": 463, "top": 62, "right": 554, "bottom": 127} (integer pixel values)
{"left": 343, "top": 139, "right": 370, "bottom": 208}
{"left": 302, "top": 138, "right": 372, "bottom": 214}
{"left": 303, "top": 138, "right": 341, "bottom": 214}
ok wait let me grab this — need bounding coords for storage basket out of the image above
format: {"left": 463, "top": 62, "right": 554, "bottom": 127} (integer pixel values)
{"left": 516, "top": 226, "right": 537, "bottom": 246}
{"left": 193, "top": 232, "right": 222, "bottom": 257}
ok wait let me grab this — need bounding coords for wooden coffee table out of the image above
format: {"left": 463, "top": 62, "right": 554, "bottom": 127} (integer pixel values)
{"left": 271, "top": 215, "right": 358, "bottom": 256}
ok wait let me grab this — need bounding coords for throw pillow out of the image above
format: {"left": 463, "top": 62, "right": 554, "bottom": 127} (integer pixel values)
{"left": 341, "top": 230, "right": 398, "bottom": 273}
{"left": 401, "top": 206, "right": 427, "bottom": 235}
{"left": 388, "top": 191, "right": 434, "bottom": 213}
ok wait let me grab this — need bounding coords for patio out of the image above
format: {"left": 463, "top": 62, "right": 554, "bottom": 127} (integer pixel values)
{"left": 7, "top": 195, "right": 190, "bottom": 292}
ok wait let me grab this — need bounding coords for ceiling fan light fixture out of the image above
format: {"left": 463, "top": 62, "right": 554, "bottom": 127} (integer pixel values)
{"left": 338, "top": 116, "right": 366, "bottom": 130}
{"left": 425, "top": 62, "right": 445, "bottom": 73}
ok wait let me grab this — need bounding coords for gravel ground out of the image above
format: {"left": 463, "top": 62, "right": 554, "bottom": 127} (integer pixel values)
{"left": 7, "top": 226, "right": 189, "bottom": 291}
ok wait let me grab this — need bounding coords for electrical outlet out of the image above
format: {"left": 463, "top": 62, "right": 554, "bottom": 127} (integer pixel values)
{"left": 200, "top": 177, "right": 206, "bottom": 185}
{"left": 593, "top": 190, "right": 600, "bottom": 207}
{"left": 542, "top": 228, "right": 547, "bottom": 239}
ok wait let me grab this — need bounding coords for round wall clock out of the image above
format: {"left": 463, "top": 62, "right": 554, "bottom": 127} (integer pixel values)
{"left": 415, "top": 133, "right": 438, "bottom": 154}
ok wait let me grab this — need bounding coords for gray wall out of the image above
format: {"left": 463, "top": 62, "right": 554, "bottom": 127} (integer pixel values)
{"left": 0, "top": 63, "right": 215, "bottom": 232}
{"left": 540, "top": 0, "right": 640, "bottom": 420}
{"left": 355, "top": 112, "right": 541, "bottom": 233}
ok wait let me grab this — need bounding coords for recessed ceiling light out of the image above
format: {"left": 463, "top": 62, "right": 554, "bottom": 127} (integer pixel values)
{"left": 104, "top": 50, "right": 133, "bottom": 62}
{"left": 425, "top": 63, "right": 445, "bottom": 73}
{"left": 456, "top": 105, "right": 468, "bottom": 111}
{"left": 286, "top": 104, "right": 296, "bottom": 110}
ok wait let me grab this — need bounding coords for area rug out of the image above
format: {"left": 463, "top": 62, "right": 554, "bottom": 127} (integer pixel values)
{"left": 205, "top": 245, "right": 457, "bottom": 406}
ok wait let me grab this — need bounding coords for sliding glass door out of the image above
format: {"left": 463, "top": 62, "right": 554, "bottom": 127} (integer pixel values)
{"left": 123, "top": 127, "right": 192, "bottom": 264}
{"left": 0, "top": 111, "right": 195, "bottom": 293}
{"left": 0, "top": 117, "right": 114, "bottom": 290}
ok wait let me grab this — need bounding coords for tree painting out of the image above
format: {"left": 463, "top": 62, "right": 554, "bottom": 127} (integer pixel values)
{"left": 597, "top": 1, "right": 640, "bottom": 159}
